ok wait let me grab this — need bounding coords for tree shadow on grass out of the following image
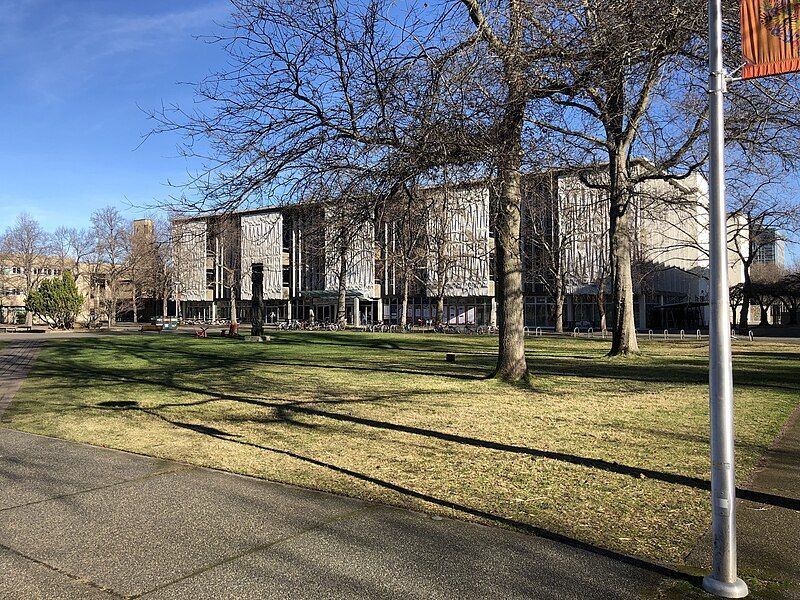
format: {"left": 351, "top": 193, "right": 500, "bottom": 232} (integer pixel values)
{"left": 84, "top": 369, "right": 800, "bottom": 513}
{"left": 42, "top": 336, "right": 800, "bottom": 392}
{"left": 95, "top": 399, "right": 702, "bottom": 587}
{"left": 27, "top": 339, "right": 800, "bottom": 513}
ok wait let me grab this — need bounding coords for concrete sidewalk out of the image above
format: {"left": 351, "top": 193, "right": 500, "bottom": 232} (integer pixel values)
{"left": 686, "top": 404, "right": 800, "bottom": 599}
{"left": 0, "top": 428, "right": 679, "bottom": 600}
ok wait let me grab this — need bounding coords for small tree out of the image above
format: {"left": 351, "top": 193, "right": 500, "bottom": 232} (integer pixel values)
{"left": 25, "top": 271, "right": 84, "bottom": 329}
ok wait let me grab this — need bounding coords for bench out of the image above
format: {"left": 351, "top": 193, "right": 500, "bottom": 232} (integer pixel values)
{"left": 140, "top": 324, "right": 164, "bottom": 334}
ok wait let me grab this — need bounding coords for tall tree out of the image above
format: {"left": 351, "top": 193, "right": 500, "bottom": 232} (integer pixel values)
{"left": 1, "top": 213, "right": 52, "bottom": 326}
{"left": 90, "top": 206, "right": 131, "bottom": 327}
{"left": 530, "top": 2, "right": 710, "bottom": 355}
{"left": 149, "top": 0, "right": 567, "bottom": 381}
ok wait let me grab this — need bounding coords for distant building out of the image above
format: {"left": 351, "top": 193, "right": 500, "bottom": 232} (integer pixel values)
{"left": 171, "top": 168, "right": 729, "bottom": 330}
{"left": 0, "top": 260, "right": 96, "bottom": 324}
{"left": 751, "top": 226, "right": 785, "bottom": 267}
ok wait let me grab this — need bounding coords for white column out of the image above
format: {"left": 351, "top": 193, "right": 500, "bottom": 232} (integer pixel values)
{"left": 211, "top": 301, "right": 217, "bottom": 323}
{"left": 490, "top": 298, "right": 497, "bottom": 327}
{"left": 377, "top": 299, "right": 384, "bottom": 322}
{"left": 352, "top": 297, "right": 360, "bottom": 325}
{"left": 286, "top": 300, "right": 292, "bottom": 321}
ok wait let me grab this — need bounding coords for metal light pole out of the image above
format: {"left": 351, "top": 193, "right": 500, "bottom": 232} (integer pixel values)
{"left": 702, "top": 0, "right": 748, "bottom": 597}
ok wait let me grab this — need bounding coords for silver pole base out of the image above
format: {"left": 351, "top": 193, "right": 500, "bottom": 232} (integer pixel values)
{"left": 702, "top": 575, "right": 749, "bottom": 598}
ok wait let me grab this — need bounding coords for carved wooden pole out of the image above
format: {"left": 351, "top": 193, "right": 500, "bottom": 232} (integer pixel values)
{"left": 251, "top": 263, "right": 264, "bottom": 337}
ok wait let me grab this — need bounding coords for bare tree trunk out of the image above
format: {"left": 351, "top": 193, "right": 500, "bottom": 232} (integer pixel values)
{"left": 759, "top": 303, "right": 769, "bottom": 326}
{"left": 25, "top": 273, "right": 33, "bottom": 326}
{"left": 553, "top": 274, "right": 564, "bottom": 333}
{"left": 436, "top": 294, "right": 444, "bottom": 326}
{"left": 109, "top": 286, "right": 117, "bottom": 327}
{"left": 400, "top": 275, "right": 409, "bottom": 329}
{"left": 230, "top": 293, "right": 238, "bottom": 325}
{"left": 132, "top": 286, "right": 138, "bottom": 324}
{"left": 597, "top": 286, "right": 608, "bottom": 332}
{"left": 336, "top": 248, "right": 347, "bottom": 326}
{"left": 739, "top": 288, "right": 750, "bottom": 334}
{"left": 493, "top": 82, "right": 528, "bottom": 381}
{"left": 608, "top": 162, "right": 639, "bottom": 356}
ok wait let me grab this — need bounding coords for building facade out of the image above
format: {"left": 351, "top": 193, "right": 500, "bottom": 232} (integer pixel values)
{"left": 172, "top": 171, "right": 727, "bottom": 330}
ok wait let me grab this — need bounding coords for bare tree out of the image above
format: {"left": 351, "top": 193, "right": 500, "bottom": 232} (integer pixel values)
{"left": 780, "top": 266, "right": 800, "bottom": 326}
{"left": 214, "top": 216, "right": 244, "bottom": 325}
{"left": 530, "top": 0, "right": 800, "bottom": 355}
{"left": 153, "top": 219, "right": 174, "bottom": 318}
{"left": 379, "top": 185, "right": 430, "bottom": 329}
{"left": 148, "top": 0, "right": 571, "bottom": 381}
{"left": 750, "top": 263, "right": 787, "bottom": 326}
{"left": 1, "top": 213, "right": 52, "bottom": 326}
{"left": 725, "top": 182, "right": 800, "bottom": 332}
{"left": 90, "top": 206, "right": 131, "bottom": 326}
{"left": 529, "top": 2, "right": 710, "bottom": 355}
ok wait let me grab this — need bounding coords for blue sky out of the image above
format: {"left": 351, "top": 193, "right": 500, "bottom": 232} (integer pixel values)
{"left": 0, "top": 1, "right": 796, "bottom": 264}
{"left": 0, "top": 0, "right": 230, "bottom": 231}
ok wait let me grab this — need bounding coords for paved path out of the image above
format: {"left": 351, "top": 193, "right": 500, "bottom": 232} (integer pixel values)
{"left": 0, "top": 341, "right": 41, "bottom": 417}
{"left": 0, "top": 427, "right": 683, "bottom": 600}
{"left": 685, "top": 403, "right": 800, "bottom": 599}
{"left": 2, "top": 334, "right": 797, "bottom": 598}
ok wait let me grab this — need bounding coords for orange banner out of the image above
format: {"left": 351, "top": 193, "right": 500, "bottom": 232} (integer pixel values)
{"left": 741, "top": 0, "right": 800, "bottom": 79}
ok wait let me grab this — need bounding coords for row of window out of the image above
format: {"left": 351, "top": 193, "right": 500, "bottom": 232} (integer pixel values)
{"left": 2, "top": 267, "right": 63, "bottom": 276}
{"left": 2, "top": 288, "right": 26, "bottom": 296}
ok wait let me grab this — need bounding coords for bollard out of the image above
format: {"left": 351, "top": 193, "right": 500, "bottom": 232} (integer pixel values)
{"left": 680, "top": 329, "right": 685, "bottom": 341}
{"left": 664, "top": 329, "right": 669, "bottom": 341}
{"left": 748, "top": 330, "right": 754, "bottom": 342}
{"left": 573, "top": 327, "right": 579, "bottom": 337}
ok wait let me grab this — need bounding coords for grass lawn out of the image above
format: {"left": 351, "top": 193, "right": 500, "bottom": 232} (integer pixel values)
{"left": 3, "top": 332, "right": 798, "bottom": 567}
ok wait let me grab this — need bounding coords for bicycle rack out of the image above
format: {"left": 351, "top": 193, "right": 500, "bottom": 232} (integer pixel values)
{"left": 648, "top": 329, "right": 653, "bottom": 341}
{"left": 523, "top": 326, "right": 530, "bottom": 337}
{"left": 748, "top": 330, "right": 754, "bottom": 342}
{"left": 680, "top": 329, "right": 685, "bottom": 341}
{"left": 535, "top": 327, "right": 542, "bottom": 337}
{"left": 731, "top": 328, "right": 737, "bottom": 340}
{"left": 573, "top": 327, "right": 579, "bottom": 337}
{"left": 697, "top": 329, "right": 702, "bottom": 340}
{"left": 588, "top": 328, "right": 594, "bottom": 338}
{"left": 664, "top": 329, "right": 669, "bottom": 341}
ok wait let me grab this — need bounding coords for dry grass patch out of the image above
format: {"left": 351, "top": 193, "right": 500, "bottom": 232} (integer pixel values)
{"left": 3, "top": 332, "right": 798, "bottom": 566}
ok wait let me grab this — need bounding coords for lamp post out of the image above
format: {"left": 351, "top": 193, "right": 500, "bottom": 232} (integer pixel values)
{"left": 702, "top": 0, "right": 748, "bottom": 597}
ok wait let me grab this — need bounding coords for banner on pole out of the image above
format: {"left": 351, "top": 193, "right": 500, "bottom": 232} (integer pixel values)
{"left": 741, "top": 0, "right": 800, "bottom": 78}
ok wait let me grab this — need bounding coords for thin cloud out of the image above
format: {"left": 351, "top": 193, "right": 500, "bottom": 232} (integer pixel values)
{"left": 5, "top": 1, "right": 230, "bottom": 103}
